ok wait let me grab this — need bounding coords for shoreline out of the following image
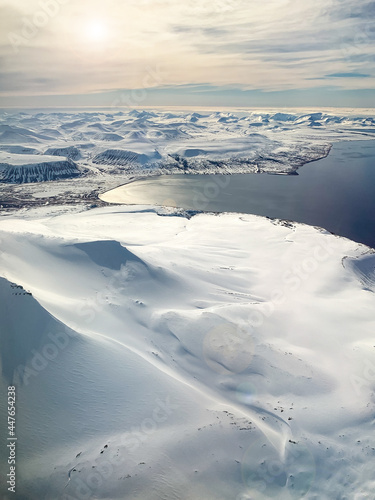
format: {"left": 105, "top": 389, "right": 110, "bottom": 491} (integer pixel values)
{"left": 98, "top": 142, "right": 334, "bottom": 203}
{"left": 1, "top": 137, "right": 374, "bottom": 216}
{"left": 97, "top": 139, "right": 375, "bottom": 249}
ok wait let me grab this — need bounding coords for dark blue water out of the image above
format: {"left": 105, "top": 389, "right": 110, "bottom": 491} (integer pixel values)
{"left": 108, "top": 140, "right": 375, "bottom": 248}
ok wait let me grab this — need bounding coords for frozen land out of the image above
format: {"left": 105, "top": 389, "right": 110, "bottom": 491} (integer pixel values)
{"left": 0, "top": 108, "right": 375, "bottom": 208}
{"left": 0, "top": 108, "right": 375, "bottom": 499}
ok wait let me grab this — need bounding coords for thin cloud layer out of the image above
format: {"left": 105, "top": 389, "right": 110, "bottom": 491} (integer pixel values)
{"left": 0, "top": 0, "right": 374, "bottom": 102}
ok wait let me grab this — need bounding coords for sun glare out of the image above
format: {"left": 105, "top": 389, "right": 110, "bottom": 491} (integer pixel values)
{"left": 84, "top": 20, "right": 108, "bottom": 42}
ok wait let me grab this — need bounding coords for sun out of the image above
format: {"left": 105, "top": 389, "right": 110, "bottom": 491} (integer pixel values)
{"left": 84, "top": 20, "right": 109, "bottom": 43}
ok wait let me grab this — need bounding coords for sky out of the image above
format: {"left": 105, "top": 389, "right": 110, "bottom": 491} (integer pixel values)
{"left": 0, "top": 0, "right": 374, "bottom": 108}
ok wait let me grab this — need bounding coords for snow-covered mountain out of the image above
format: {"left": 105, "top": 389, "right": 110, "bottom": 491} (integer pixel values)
{"left": 44, "top": 145, "right": 82, "bottom": 161}
{"left": 92, "top": 148, "right": 162, "bottom": 167}
{"left": 0, "top": 108, "right": 375, "bottom": 499}
{"left": 0, "top": 109, "right": 374, "bottom": 186}
{"left": 0, "top": 152, "right": 81, "bottom": 183}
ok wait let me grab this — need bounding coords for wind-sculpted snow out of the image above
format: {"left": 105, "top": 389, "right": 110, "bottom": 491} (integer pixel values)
{"left": 0, "top": 206, "right": 374, "bottom": 499}
{"left": 0, "top": 276, "right": 77, "bottom": 384}
{"left": 345, "top": 253, "right": 375, "bottom": 292}
{"left": 0, "top": 108, "right": 373, "bottom": 190}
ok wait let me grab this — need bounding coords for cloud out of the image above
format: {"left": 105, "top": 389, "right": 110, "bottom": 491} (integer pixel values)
{"left": 326, "top": 72, "right": 370, "bottom": 78}
{"left": 0, "top": 0, "right": 374, "bottom": 101}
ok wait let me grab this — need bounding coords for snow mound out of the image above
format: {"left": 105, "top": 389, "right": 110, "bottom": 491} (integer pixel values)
{"left": 60, "top": 119, "right": 89, "bottom": 130}
{"left": 0, "top": 208, "right": 374, "bottom": 499}
{"left": 93, "top": 132, "right": 124, "bottom": 141}
{"left": 126, "top": 130, "right": 148, "bottom": 141}
{"left": 271, "top": 113, "right": 297, "bottom": 122}
{"left": 0, "top": 125, "right": 54, "bottom": 143}
{"left": 44, "top": 146, "right": 81, "bottom": 160}
{"left": 0, "top": 129, "right": 38, "bottom": 144}
{"left": 87, "top": 123, "right": 110, "bottom": 132}
{"left": 128, "top": 110, "right": 157, "bottom": 119}
{"left": 92, "top": 149, "right": 161, "bottom": 167}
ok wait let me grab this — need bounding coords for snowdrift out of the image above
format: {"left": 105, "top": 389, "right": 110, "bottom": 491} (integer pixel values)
{"left": 0, "top": 206, "right": 374, "bottom": 499}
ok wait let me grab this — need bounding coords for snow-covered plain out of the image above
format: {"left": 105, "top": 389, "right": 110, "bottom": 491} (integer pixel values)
{"left": 0, "top": 204, "right": 375, "bottom": 499}
{"left": 0, "top": 109, "right": 375, "bottom": 499}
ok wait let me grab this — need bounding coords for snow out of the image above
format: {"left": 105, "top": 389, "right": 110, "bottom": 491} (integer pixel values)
{"left": 0, "top": 146, "right": 40, "bottom": 155}
{"left": 0, "top": 107, "right": 374, "bottom": 498}
{"left": 0, "top": 152, "right": 66, "bottom": 166}
{"left": 93, "top": 149, "right": 162, "bottom": 167}
{"left": 0, "top": 108, "right": 375, "bottom": 217}
{"left": 0, "top": 152, "right": 81, "bottom": 184}
{"left": 0, "top": 108, "right": 374, "bottom": 210}
{"left": 0, "top": 204, "right": 374, "bottom": 499}
{"left": 44, "top": 146, "right": 82, "bottom": 160}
